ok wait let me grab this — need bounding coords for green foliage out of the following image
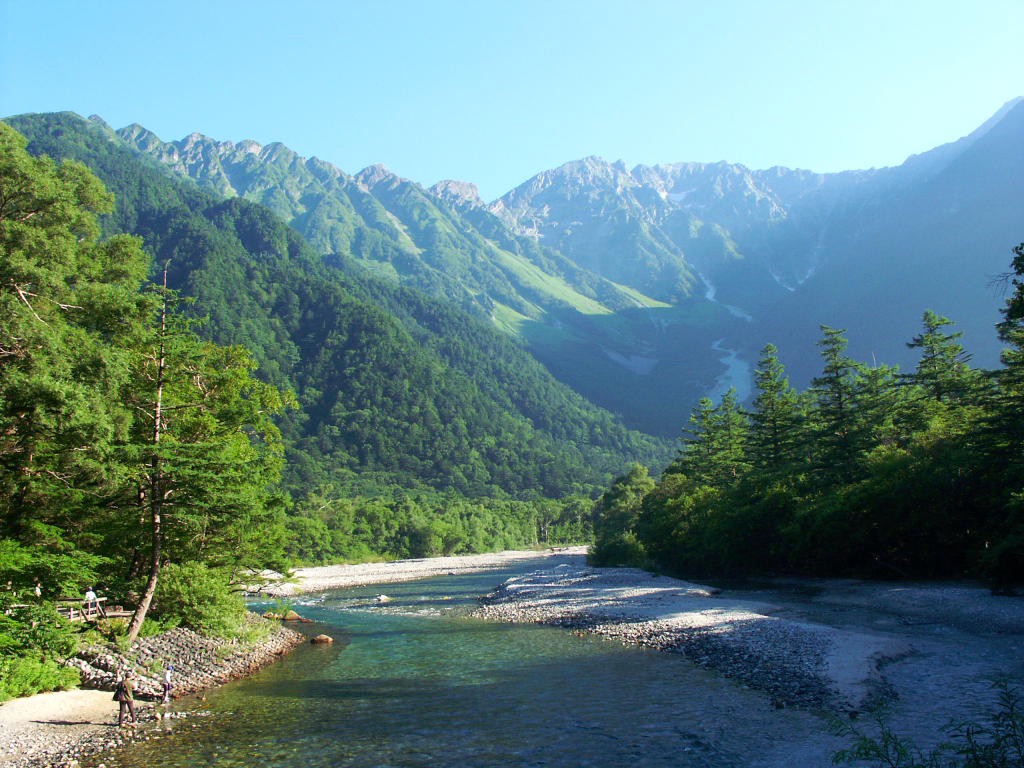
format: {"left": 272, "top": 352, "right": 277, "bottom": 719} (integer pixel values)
{"left": 0, "top": 592, "right": 81, "bottom": 699}
{"left": 669, "top": 390, "right": 750, "bottom": 488}
{"left": 749, "top": 343, "right": 805, "bottom": 472}
{"left": 152, "top": 562, "right": 248, "bottom": 639}
{"left": 607, "top": 283, "right": 1024, "bottom": 582}
{"left": 285, "top": 490, "right": 592, "bottom": 565}
{"left": 0, "top": 656, "right": 80, "bottom": 702}
{"left": 832, "top": 682, "right": 1024, "bottom": 767}
{"left": 0, "top": 119, "right": 302, "bottom": 687}
{"left": 5, "top": 112, "right": 670, "bottom": 502}
{"left": 590, "top": 530, "right": 648, "bottom": 568}
{"left": 590, "top": 465, "right": 655, "bottom": 566}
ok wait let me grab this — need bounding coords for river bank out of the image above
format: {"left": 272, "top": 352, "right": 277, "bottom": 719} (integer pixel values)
{"left": 261, "top": 547, "right": 588, "bottom": 595}
{"left": 468, "top": 557, "right": 1024, "bottom": 753}
{"left": 275, "top": 545, "right": 1023, "bottom": 738}
{"left": 6, "top": 548, "right": 1021, "bottom": 766}
{"left": 0, "top": 616, "right": 303, "bottom": 768}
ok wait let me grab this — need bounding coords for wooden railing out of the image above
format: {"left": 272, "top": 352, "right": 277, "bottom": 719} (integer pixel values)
{"left": 55, "top": 597, "right": 132, "bottom": 622}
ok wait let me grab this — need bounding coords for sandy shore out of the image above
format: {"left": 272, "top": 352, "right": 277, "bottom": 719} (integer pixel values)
{"left": 0, "top": 621, "right": 302, "bottom": 768}
{"left": 0, "top": 690, "right": 118, "bottom": 767}
{"left": 0, "top": 550, "right": 578, "bottom": 767}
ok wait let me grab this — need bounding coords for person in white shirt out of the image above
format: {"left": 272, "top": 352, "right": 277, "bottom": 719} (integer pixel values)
{"left": 162, "top": 666, "right": 174, "bottom": 703}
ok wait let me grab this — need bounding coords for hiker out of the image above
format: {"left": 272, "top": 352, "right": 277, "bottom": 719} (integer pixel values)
{"left": 84, "top": 586, "right": 97, "bottom": 614}
{"left": 162, "top": 665, "right": 173, "bottom": 703}
{"left": 114, "top": 671, "right": 137, "bottom": 726}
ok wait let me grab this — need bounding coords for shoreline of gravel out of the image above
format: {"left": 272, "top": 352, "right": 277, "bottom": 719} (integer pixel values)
{"left": 469, "top": 559, "right": 1024, "bottom": 735}
{"left": 0, "top": 615, "right": 304, "bottom": 768}
{"left": 260, "top": 547, "right": 589, "bottom": 596}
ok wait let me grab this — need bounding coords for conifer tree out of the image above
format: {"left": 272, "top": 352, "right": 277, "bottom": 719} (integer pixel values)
{"left": 905, "top": 310, "right": 979, "bottom": 405}
{"left": 119, "top": 274, "right": 291, "bottom": 642}
{"left": 809, "top": 326, "right": 863, "bottom": 483}
{"left": 0, "top": 123, "right": 152, "bottom": 588}
{"left": 672, "top": 389, "right": 749, "bottom": 488}
{"left": 748, "top": 344, "right": 803, "bottom": 472}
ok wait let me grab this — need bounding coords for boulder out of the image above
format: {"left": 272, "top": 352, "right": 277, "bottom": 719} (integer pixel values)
{"left": 310, "top": 634, "right": 333, "bottom": 645}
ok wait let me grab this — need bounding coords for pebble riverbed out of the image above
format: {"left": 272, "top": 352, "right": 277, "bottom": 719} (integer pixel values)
{"left": 473, "top": 566, "right": 863, "bottom": 712}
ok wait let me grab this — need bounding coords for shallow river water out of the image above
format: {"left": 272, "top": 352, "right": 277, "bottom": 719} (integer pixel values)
{"left": 83, "top": 559, "right": 845, "bottom": 768}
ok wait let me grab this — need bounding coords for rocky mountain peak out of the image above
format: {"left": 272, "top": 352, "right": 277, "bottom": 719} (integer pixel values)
{"left": 429, "top": 180, "right": 484, "bottom": 209}
{"left": 355, "top": 163, "right": 402, "bottom": 190}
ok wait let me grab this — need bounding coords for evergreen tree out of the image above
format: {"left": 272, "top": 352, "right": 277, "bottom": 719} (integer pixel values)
{"left": 0, "top": 123, "right": 293, "bottom": 645}
{"left": 905, "top": 310, "right": 979, "bottom": 405}
{"left": 671, "top": 389, "right": 750, "bottom": 489}
{"left": 117, "top": 274, "right": 291, "bottom": 642}
{"left": 0, "top": 123, "right": 151, "bottom": 587}
{"left": 748, "top": 344, "right": 804, "bottom": 472}
{"left": 809, "top": 326, "right": 864, "bottom": 484}
{"left": 980, "top": 243, "right": 1024, "bottom": 584}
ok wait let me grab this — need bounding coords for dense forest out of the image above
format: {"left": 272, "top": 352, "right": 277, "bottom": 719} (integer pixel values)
{"left": 4, "top": 113, "right": 670, "bottom": 502}
{"left": 591, "top": 274, "right": 1024, "bottom": 585}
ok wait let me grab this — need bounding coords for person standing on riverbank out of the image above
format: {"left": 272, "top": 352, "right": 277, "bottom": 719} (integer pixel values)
{"left": 114, "top": 672, "right": 137, "bottom": 727}
{"left": 162, "top": 666, "right": 173, "bottom": 703}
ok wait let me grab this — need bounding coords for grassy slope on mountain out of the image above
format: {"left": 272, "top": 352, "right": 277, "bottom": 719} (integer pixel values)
{"left": 112, "top": 125, "right": 729, "bottom": 437}
{"left": 8, "top": 112, "right": 670, "bottom": 497}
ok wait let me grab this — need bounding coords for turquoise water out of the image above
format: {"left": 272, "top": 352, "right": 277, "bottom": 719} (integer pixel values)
{"left": 83, "top": 560, "right": 837, "bottom": 767}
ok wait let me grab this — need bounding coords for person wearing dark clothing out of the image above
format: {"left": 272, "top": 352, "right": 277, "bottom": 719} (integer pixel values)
{"left": 114, "top": 673, "right": 137, "bottom": 726}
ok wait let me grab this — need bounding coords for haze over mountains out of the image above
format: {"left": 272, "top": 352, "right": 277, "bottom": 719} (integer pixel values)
{"left": 7, "top": 100, "right": 1022, "bottom": 449}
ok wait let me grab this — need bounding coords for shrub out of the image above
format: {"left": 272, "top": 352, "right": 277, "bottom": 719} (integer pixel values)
{"left": 0, "top": 656, "right": 80, "bottom": 701}
{"left": 833, "top": 681, "right": 1024, "bottom": 767}
{"left": 152, "top": 562, "right": 247, "bottom": 639}
{"left": 589, "top": 531, "right": 647, "bottom": 567}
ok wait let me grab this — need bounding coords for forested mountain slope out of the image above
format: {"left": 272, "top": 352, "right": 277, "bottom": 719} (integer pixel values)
{"left": 110, "top": 101, "right": 1024, "bottom": 439}
{"left": 112, "top": 122, "right": 734, "bottom": 434}
{"left": 6, "top": 112, "right": 670, "bottom": 497}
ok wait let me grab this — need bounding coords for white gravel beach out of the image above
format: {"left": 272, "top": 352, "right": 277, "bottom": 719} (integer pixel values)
{"left": 259, "top": 548, "right": 589, "bottom": 595}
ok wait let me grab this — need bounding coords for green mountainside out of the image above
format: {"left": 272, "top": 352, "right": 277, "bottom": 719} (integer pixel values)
{"left": 10, "top": 100, "right": 1020, "bottom": 443}
{"left": 6, "top": 112, "right": 670, "bottom": 497}
{"left": 111, "top": 123, "right": 737, "bottom": 434}
{"left": 112, "top": 102, "right": 1024, "bottom": 440}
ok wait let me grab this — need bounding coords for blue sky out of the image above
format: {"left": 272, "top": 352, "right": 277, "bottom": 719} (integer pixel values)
{"left": 2, "top": 0, "right": 1020, "bottom": 200}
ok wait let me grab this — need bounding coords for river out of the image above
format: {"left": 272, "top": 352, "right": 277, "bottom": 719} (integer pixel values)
{"left": 80, "top": 558, "right": 845, "bottom": 768}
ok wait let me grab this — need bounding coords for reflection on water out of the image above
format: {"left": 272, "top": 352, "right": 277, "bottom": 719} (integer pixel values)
{"left": 83, "top": 559, "right": 841, "bottom": 768}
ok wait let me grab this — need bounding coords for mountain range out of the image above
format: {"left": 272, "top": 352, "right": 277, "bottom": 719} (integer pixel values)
{"left": 5, "top": 99, "right": 1022, "bottom": 473}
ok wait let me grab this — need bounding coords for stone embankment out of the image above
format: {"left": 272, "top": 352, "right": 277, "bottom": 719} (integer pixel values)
{"left": 66, "top": 614, "right": 304, "bottom": 701}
